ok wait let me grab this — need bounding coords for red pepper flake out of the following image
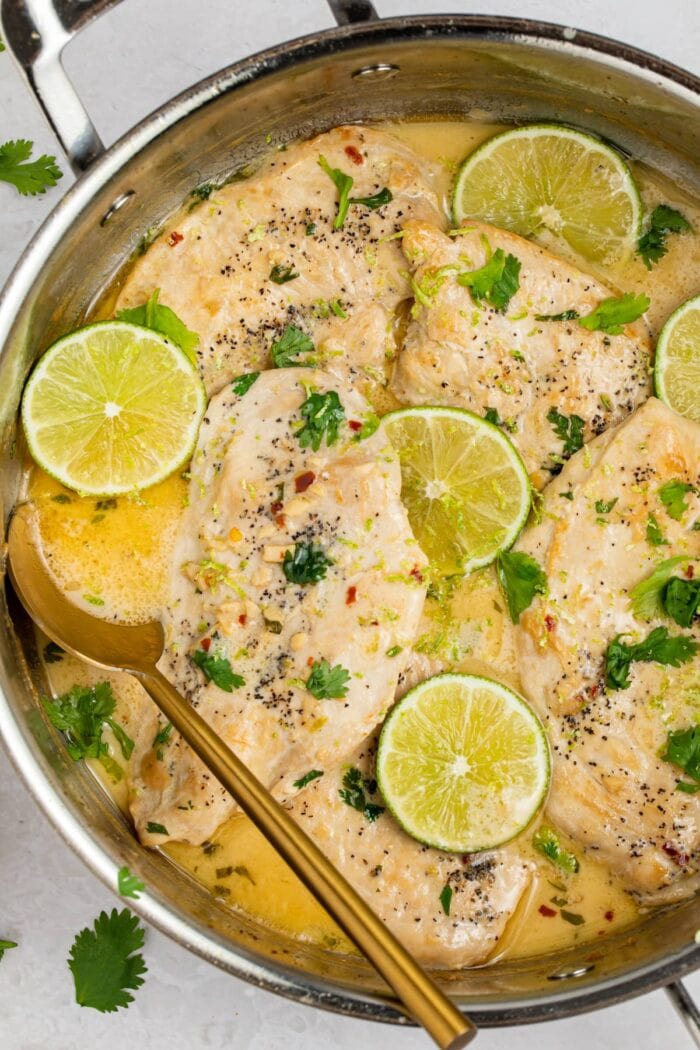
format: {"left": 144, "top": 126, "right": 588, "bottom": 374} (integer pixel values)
{"left": 686, "top": 564, "right": 695, "bottom": 579}
{"left": 275, "top": 513, "right": 286, "bottom": 528}
{"left": 344, "top": 145, "right": 363, "bottom": 165}
{"left": 270, "top": 501, "right": 283, "bottom": 514}
{"left": 346, "top": 586, "right": 357, "bottom": 606}
{"left": 348, "top": 420, "right": 363, "bottom": 432}
{"left": 662, "top": 841, "right": 690, "bottom": 867}
{"left": 201, "top": 637, "right": 211, "bottom": 652}
{"left": 544, "top": 614, "right": 556, "bottom": 633}
{"left": 604, "top": 910, "right": 614, "bottom": 922}
{"left": 538, "top": 904, "right": 557, "bottom": 917}
{"left": 295, "top": 471, "right": 316, "bottom": 493}
{"left": 307, "top": 656, "right": 315, "bottom": 667}
{"left": 410, "top": 565, "right": 424, "bottom": 583}
{"left": 588, "top": 683, "right": 599, "bottom": 698}
{"left": 167, "top": 231, "right": 184, "bottom": 247}
{"left": 238, "top": 614, "right": 247, "bottom": 626}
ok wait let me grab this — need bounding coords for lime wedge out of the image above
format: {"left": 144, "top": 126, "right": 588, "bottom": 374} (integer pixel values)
{"left": 654, "top": 294, "right": 700, "bottom": 423}
{"left": 452, "top": 124, "right": 642, "bottom": 265}
{"left": 382, "top": 406, "right": 530, "bottom": 576}
{"left": 22, "top": 321, "right": 206, "bottom": 495}
{"left": 377, "top": 673, "right": 550, "bottom": 852}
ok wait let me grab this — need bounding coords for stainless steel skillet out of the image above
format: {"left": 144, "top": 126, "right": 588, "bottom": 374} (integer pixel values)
{"left": 0, "top": 0, "right": 699, "bottom": 1038}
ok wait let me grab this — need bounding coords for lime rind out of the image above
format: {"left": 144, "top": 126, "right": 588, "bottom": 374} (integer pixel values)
{"left": 382, "top": 406, "right": 531, "bottom": 576}
{"left": 452, "top": 123, "right": 642, "bottom": 266}
{"left": 376, "top": 673, "right": 551, "bottom": 853}
{"left": 21, "top": 320, "right": 207, "bottom": 496}
{"left": 654, "top": 294, "right": 700, "bottom": 423}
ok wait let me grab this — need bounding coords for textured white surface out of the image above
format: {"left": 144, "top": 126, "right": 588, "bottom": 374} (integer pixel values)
{"left": 1, "top": 1, "right": 700, "bottom": 1048}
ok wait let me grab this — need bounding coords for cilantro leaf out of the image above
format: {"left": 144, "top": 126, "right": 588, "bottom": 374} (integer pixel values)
{"left": 496, "top": 550, "right": 548, "bottom": 624}
{"left": 646, "top": 513, "right": 669, "bottom": 547}
{"left": 664, "top": 577, "right": 700, "bottom": 629}
{"left": 191, "top": 649, "right": 244, "bottom": 691}
{"left": 662, "top": 725, "right": 700, "bottom": 793}
{"left": 0, "top": 940, "right": 17, "bottom": 962}
{"left": 152, "top": 721, "right": 173, "bottom": 760}
{"left": 146, "top": 822, "right": 169, "bottom": 836}
{"left": 578, "top": 292, "right": 650, "bottom": 335}
{"left": 339, "top": 767, "right": 385, "bottom": 822}
{"left": 546, "top": 407, "right": 585, "bottom": 472}
{"left": 535, "top": 309, "right": 580, "bottom": 322}
{"left": 604, "top": 626, "right": 699, "bottom": 690}
{"left": 68, "top": 908, "right": 146, "bottom": 1012}
{"left": 282, "top": 542, "right": 333, "bottom": 585}
{"left": 629, "top": 556, "right": 689, "bottom": 620}
{"left": 349, "top": 186, "right": 393, "bottom": 210}
{"left": 351, "top": 412, "right": 380, "bottom": 442}
{"left": 658, "top": 479, "right": 697, "bottom": 521}
{"left": 305, "top": 658, "right": 350, "bottom": 699}
{"left": 457, "top": 249, "right": 521, "bottom": 312}
{"left": 296, "top": 390, "right": 345, "bottom": 450}
{"left": 532, "top": 826, "right": 580, "bottom": 874}
{"left": 42, "top": 682, "right": 134, "bottom": 782}
{"left": 560, "top": 910, "right": 585, "bottom": 926}
{"left": 439, "top": 885, "right": 452, "bottom": 916}
{"left": 118, "top": 866, "right": 145, "bottom": 900}
{"left": 318, "top": 155, "right": 354, "bottom": 229}
{"left": 232, "top": 372, "right": 259, "bottom": 396}
{"left": 270, "top": 325, "right": 315, "bottom": 367}
{"left": 293, "top": 769, "right": 324, "bottom": 789}
{"left": 637, "top": 205, "right": 691, "bottom": 269}
{"left": 117, "top": 289, "right": 199, "bottom": 365}
{"left": 595, "top": 498, "right": 618, "bottom": 515}
{"left": 0, "top": 138, "right": 62, "bottom": 196}
{"left": 269, "top": 264, "right": 299, "bottom": 284}
{"left": 484, "top": 407, "right": 501, "bottom": 426}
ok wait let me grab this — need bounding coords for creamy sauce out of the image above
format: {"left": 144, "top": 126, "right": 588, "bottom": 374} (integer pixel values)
{"left": 27, "top": 119, "right": 700, "bottom": 964}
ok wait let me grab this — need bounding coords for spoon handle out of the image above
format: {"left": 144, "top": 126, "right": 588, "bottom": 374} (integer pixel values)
{"left": 138, "top": 667, "right": 476, "bottom": 1050}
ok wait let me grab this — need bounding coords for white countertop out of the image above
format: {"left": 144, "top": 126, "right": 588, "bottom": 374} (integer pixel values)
{"left": 1, "top": 1, "right": 699, "bottom": 1048}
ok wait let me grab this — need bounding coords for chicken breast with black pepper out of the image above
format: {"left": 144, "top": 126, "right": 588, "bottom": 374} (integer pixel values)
{"left": 514, "top": 398, "right": 700, "bottom": 901}
{"left": 131, "top": 369, "right": 427, "bottom": 846}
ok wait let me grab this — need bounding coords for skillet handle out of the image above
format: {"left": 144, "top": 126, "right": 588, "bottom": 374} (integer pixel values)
{"left": 0, "top": 0, "right": 124, "bottom": 173}
{"left": 667, "top": 982, "right": 700, "bottom": 1047}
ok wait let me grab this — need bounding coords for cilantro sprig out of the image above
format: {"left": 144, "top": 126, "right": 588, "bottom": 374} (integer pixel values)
{"left": 191, "top": 649, "right": 245, "bottom": 691}
{"left": 577, "top": 293, "right": 650, "bottom": 335}
{"left": 638, "top": 205, "right": 691, "bottom": 269}
{"left": 604, "top": 626, "right": 698, "bottom": 690}
{"left": 317, "top": 155, "right": 393, "bottom": 229}
{"left": 457, "top": 249, "right": 521, "bottom": 312}
{"left": 658, "top": 479, "right": 697, "bottom": 521}
{"left": 43, "top": 682, "right": 134, "bottom": 783}
{"left": 339, "top": 767, "right": 385, "bottom": 822}
{"left": 269, "top": 264, "right": 299, "bottom": 284}
{"left": 68, "top": 909, "right": 147, "bottom": 1013}
{"left": 532, "top": 825, "right": 580, "bottom": 874}
{"left": 546, "top": 407, "right": 585, "bottom": 472}
{"left": 117, "top": 288, "right": 199, "bottom": 365}
{"left": 296, "top": 390, "right": 345, "bottom": 450}
{"left": 662, "top": 726, "right": 700, "bottom": 793}
{"left": 118, "top": 866, "right": 145, "bottom": 900}
{"left": 270, "top": 325, "right": 315, "bottom": 368}
{"left": 0, "top": 138, "right": 62, "bottom": 196}
{"left": 282, "top": 541, "right": 333, "bottom": 585}
{"left": 496, "top": 550, "right": 548, "bottom": 624}
{"left": 293, "top": 769, "right": 324, "bottom": 789}
{"left": 305, "top": 658, "right": 350, "bottom": 699}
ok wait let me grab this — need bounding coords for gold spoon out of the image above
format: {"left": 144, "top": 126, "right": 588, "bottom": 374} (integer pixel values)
{"left": 7, "top": 502, "right": 476, "bottom": 1049}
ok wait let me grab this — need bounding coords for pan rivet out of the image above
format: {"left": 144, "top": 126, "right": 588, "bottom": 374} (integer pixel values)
{"left": 100, "top": 190, "right": 136, "bottom": 227}
{"left": 352, "top": 63, "right": 400, "bottom": 81}
{"left": 547, "top": 964, "right": 595, "bottom": 981}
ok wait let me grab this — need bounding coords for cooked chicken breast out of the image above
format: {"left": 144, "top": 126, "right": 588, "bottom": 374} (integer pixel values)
{"left": 286, "top": 734, "right": 533, "bottom": 967}
{"left": 131, "top": 368, "right": 427, "bottom": 845}
{"left": 514, "top": 398, "right": 700, "bottom": 901}
{"left": 391, "top": 220, "right": 651, "bottom": 486}
{"left": 116, "top": 127, "right": 441, "bottom": 398}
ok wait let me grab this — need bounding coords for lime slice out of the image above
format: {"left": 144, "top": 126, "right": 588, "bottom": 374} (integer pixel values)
{"left": 377, "top": 673, "right": 550, "bottom": 852}
{"left": 22, "top": 321, "right": 206, "bottom": 496}
{"left": 383, "top": 407, "right": 530, "bottom": 576}
{"left": 654, "top": 294, "right": 700, "bottom": 423}
{"left": 452, "top": 124, "right": 642, "bottom": 265}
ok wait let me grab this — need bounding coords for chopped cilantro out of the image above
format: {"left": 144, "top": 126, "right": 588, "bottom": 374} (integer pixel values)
{"left": 0, "top": 940, "right": 17, "bottom": 961}
{"left": 352, "top": 412, "right": 380, "bottom": 441}
{"left": 386, "top": 645, "right": 403, "bottom": 657}
{"left": 0, "top": 138, "right": 62, "bottom": 196}
{"left": 637, "top": 205, "right": 691, "bottom": 269}
{"left": 282, "top": 541, "right": 333, "bottom": 585}
{"left": 559, "top": 490, "right": 574, "bottom": 501}
{"left": 439, "top": 884, "right": 453, "bottom": 916}
{"left": 305, "top": 659, "right": 350, "bottom": 699}
{"left": 484, "top": 407, "right": 501, "bottom": 426}
{"left": 43, "top": 682, "right": 134, "bottom": 783}
{"left": 532, "top": 826, "right": 580, "bottom": 873}
{"left": 117, "top": 866, "right": 145, "bottom": 900}
{"left": 296, "top": 390, "right": 345, "bottom": 450}
{"left": 496, "top": 550, "right": 548, "bottom": 624}
{"left": 560, "top": 910, "right": 585, "bottom": 926}
{"left": 662, "top": 726, "right": 700, "bottom": 793}
{"left": 457, "top": 249, "right": 521, "bottom": 312}
{"left": 604, "top": 626, "right": 699, "bottom": 690}
{"left": 595, "top": 498, "right": 618, "bottom": 515}
{"left": 117, "top": 289, "right": 199, "bottom": 365}
{"left": 68, "top": 908, "right": 147, "bottom": 1012}
{"left": 629, "top": 556, "right": 688, "bottom": 620}
{"left": 269, "top": 263, "right": 299, "bottom": 284}
{"left": 535, "top": 309, "right": 580, "bottom": 322}
{"left": 664, "top": 577, "right": 700, "bottom": 628}
{"left": 270, "top": 324, "right": 315, "bottom": 367}
{"left": 349, "top": 186, "right": 393, "bottom": 210}
{"left": 578, "top": 293, "right": 650, "bottom": 335}
{"left": 646, "top": 513, "right": 669, "bottom": 547}
{"left": 293, "top": 769, "right": 324, "bottom": 789}
{"left": 232, "top": 372, "right": 259, "bottom": 396}
{"left": 318, "top": 155, "right": 354, "bottom": 229}
{"left": 152, "top": 722, "right": 173, "bottom": 760}
{"left": 339, "top": 766, "right": 385, "bottom": 822}
{"left": 546, "top": 407, "right": 585, "bottom": 472}
{"left": 658, "top": 479, "right": 697, "bottom": 521}
{"left": 305, "top": 222, "right": 316, "bottom": 235}
{"left": 145, "top": 822, "right": 169, "bottom": 836}
{"left": 191, "top": 649, "right": 245, "bottom": 691}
